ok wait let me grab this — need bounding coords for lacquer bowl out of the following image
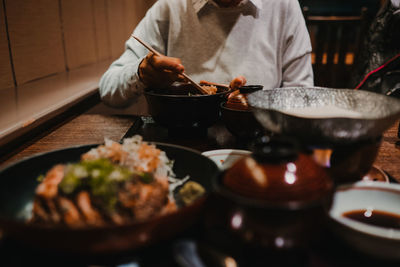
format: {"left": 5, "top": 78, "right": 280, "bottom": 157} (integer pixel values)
{"left": 205, "top": 137, "right": 334, "bottom": 250}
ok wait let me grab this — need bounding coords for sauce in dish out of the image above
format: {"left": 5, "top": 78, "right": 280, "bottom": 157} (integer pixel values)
{"left": 343, "top": 209, "right": 400, "bottom": 229}
{"left": 282, "top": 105, "right": 363, "bottom": 119}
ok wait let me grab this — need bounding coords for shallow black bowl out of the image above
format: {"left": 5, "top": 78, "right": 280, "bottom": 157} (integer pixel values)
{"left": 0, "top": 143, "right": 219, "bottom": 254}
{"left": 144, "top": 83, "right": 230, "bottom": 129}
{"left": 220, "top": 102, "right": 264, "bottom": 140}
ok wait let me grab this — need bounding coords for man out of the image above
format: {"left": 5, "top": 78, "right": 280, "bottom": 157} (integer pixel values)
{"left": 99, "top": 0, "right": 313, "bottom": 107}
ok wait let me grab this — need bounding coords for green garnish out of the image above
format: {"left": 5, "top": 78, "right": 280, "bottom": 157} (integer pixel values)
{"left": 178, "top": 181, "right": 205, "bottom": 206}
{"left": 36, "top": 174, "right": 45, "bottom": 182}
{"left": 139, "top": 172, "right": 154, "bottom": 184}
{"left": 58, "top": 159, "right": 133, "bottom": 210}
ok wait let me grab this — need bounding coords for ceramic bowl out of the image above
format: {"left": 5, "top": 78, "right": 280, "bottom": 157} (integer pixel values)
{"left": 248, "top": 87, "right": 400, "bottom": 146}
{"left": 329, "top": 181, "right": 400, "bottom": 260}
{"left": 202, "top": 149, "right": 251, "bottom": 171}
{"left": 362, "top": 166, "right": 390, "bottom": 183}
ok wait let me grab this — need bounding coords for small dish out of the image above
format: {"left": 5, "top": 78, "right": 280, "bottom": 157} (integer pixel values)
{"left": 202, "top": 149, "right": 251, "bottom": 170}
{"left": 329, "top": 181, "right": 400, "bottom": 260}
{"left": 362, "top": 165, "right": 390, "bottom": 183}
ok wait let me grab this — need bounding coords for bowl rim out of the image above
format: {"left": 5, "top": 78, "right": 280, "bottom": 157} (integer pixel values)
{"left": 145, "top": 87, "right": 232, "bottom": 98}
{"left": 329, "top": 181, "right": 400, "bottom": 240}
{"left": 248, "top": 86, "right": 400, "bottom": 121}
{"left": 212, "top": 172, "right": 333, "bottom": 210}
{"left": 202, "top": 149, "right": 252, "bottom": 157}
{"left": 0, "top": 142, "right": 219, "bottom": 231}
{"left": 220, "top": 101, "right": 253, "bottom": 112}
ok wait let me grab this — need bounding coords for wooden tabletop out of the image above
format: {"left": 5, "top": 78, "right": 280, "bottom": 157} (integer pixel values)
{"left": 0, "top": 114, "right": 138, "bottom": 169}
{"left": 374, "top": 121, "right": 400, "bottom": 180}
{"left": 0, "top": 111, "right": 399, "bottom": 267}
{"left": 1, "top": 111, "right": 399, "bottom": 183}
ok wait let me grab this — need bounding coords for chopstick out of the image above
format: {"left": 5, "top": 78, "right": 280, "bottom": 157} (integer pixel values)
{"left": 131, "top": 35, "right": 208, "bottom": 95}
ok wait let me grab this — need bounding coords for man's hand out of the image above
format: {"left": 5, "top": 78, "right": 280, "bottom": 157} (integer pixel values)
{"left": 229, "top": 75, "right": 247, "bottom": 90}
{"left": 138, "top": 52, "right": 186, "bottom": 88}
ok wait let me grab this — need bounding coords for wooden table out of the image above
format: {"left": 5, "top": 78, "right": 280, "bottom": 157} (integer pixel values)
{"left": 374, "top": 121, "right": 400, "bottom": 180}
{"left": 0, "top": 110, "right": 399, "bottom": 267}
{"left": 0, "top": 114, "right": 137, "bottom": 169}
{"left": 2, "top": 113, "right": 399, "bottom": 182}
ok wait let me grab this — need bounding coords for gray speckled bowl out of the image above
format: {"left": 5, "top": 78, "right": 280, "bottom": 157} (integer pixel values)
{"left": 247, "top": 87, "right": 400, "bottom": 146}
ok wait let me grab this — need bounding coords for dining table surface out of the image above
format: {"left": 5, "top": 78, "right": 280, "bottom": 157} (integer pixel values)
{"left": 0, "top": 103, "right": 399, "bottom": 267}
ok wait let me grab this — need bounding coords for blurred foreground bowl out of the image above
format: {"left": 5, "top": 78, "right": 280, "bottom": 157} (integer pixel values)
{"left": 248, "top": 87, "right": 400, "bottom": 146}
{"left": 0, "top": 143, "right": 219, "bottom": 254}
{"left": 206, "top": 137, "right": 333, "bottom": 250}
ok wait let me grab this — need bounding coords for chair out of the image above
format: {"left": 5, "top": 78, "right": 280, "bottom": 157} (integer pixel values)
{"left": 303, "top": 7, "right": 369, "bottom": 88}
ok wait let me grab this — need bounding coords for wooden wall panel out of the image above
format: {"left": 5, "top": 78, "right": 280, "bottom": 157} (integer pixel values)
{"left": 61, "top": 0, "right": 97, "bottom": 70}
{"left": 124, "top": 0, "right": 156, "bottom": 37}
{"left": 124, "top": 0, "right": 144, "bottom": 37}
{"left": 0, "top": 0, "right": 14, "bottom": 89}
{"left": 6, "top": 0, "right": 65, "bottom": 85}
{"left": 93, "top": 0, "right": 111, "bottom": 62}
{"left": 107, "top": 0, "right": 127, "bottom": 59}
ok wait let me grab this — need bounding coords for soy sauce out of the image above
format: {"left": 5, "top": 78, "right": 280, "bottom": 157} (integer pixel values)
{"left": 343, "top": 209, "right": 400, "bottom": 229}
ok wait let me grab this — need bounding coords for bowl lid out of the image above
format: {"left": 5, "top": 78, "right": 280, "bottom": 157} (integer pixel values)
{"left": 223, "top": 137, "right": 333, "bottom": 205}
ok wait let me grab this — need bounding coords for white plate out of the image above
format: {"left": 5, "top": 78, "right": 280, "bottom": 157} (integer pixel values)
{"left": 202, "top": 149, "right": 251, "bottom": 170}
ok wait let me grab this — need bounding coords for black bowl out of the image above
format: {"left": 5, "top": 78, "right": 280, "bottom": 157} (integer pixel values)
{"left": 205, "top": 172, "right": 333, "bottom": 251}
{"left": 0, "top": 142, "right": 219, "bottom": 254}
{"left": 313, "top": 136, "right": 382, "bottom": 185}
{"left": 144, "top": 83, "right": 231, "bottom": 129}
{"left": 220, "top": 102, "right": 264, "bottom": 140}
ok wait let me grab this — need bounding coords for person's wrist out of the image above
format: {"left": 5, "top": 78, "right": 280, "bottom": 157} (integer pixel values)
{"left": 137, "top": 58, "right": 146, "bottom": 84}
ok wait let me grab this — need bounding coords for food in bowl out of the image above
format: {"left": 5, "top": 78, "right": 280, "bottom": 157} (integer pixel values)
{"left": 31, "top": 136, "right": 204, "bottom": 228}
{"left": 200, "top": 85, "right": 218, "bottom": 95}
{"left": 150, "top": 82, "right": 219, "bottom": 96}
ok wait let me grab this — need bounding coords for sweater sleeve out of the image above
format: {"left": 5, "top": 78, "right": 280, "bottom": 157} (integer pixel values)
{"left": 99, "top": 1, "right": 169, "bottom": 108}
{"left": 281, "top": 0, "right": 314, "bottom": 87}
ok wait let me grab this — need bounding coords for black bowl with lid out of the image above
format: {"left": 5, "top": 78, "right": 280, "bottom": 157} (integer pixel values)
{"left": 206, "top": 136, "right": 334, "bottom": 250}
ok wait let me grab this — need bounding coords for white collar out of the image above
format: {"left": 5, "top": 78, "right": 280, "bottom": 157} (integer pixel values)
{"left": 192, "top": 0, "right": 263, "bottom": 13}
